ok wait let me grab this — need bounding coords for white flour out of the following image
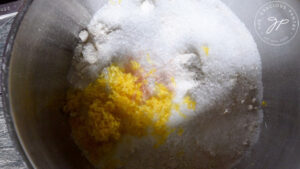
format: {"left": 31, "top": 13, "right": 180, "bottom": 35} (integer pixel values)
{"left": 68, "top": 0, "right": 263, "bottom": 168}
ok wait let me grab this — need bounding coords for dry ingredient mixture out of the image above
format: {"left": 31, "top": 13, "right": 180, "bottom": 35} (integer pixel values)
{"left": 64, "top": 0, "right": 263, "bottom": 169}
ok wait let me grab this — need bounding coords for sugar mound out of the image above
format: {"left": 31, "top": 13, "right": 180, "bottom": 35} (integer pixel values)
{"left": 67, "top": 0, "right": 263, "bottom": 168}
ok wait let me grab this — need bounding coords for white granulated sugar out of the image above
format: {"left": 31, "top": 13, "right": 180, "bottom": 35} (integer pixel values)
{"left": 78, "top": 30, "right": 89, "bottom": 42}
{"left": 68, "top": 0, "right": 263, "bottom": 168}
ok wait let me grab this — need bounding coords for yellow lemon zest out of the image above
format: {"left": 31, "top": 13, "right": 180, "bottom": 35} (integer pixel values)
{"left": 64, "top": 61, "right": 175, "bottom": 168}
{"left": 262, "top": 100, "right": 267, "bottom": 107}
{"left": 145, "top": 68, "right": 156, "bottom": 78}
{"left": 176, "top": 128, "right": 184, "bottom": 136}
{"left": 130, "top": 60, "right": 141, "bottom": 70}
{"left": 109, "top": 0, "right": 122, "bottom": 5}
{"left": 146, "top": 53, "right": 153, "bottom": 64}
{"left": 179, "top": 111, "right": 187, "bottom": 119}
{"left": 183, "top": 95, "right": 196, "bottom": 110}
{"left": 173, "top": 103, "right": 186, "bottom": 119}
{"left": 202, "top": 46, "right": 210, "bottom": 56}
{"left": 171, "top": 77, "right": 176, "bottom": 87}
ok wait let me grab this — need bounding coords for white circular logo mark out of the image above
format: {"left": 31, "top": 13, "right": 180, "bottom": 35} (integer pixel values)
{"left": 254, "top": 1, "right": 299, "bottom": 46}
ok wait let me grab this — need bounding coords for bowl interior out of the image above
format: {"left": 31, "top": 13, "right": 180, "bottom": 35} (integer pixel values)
{"left": 5, "top": 0, "right": 300, "bottom": 168}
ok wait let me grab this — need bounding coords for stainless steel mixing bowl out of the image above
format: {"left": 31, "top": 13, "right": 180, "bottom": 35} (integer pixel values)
{"left": 1, "top": 0, "right": 300, "bottom": 168}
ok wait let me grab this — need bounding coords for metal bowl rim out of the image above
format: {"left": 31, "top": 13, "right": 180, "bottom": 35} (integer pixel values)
{"left": 1, "top": 0, "right": 34, "bottom": 168}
